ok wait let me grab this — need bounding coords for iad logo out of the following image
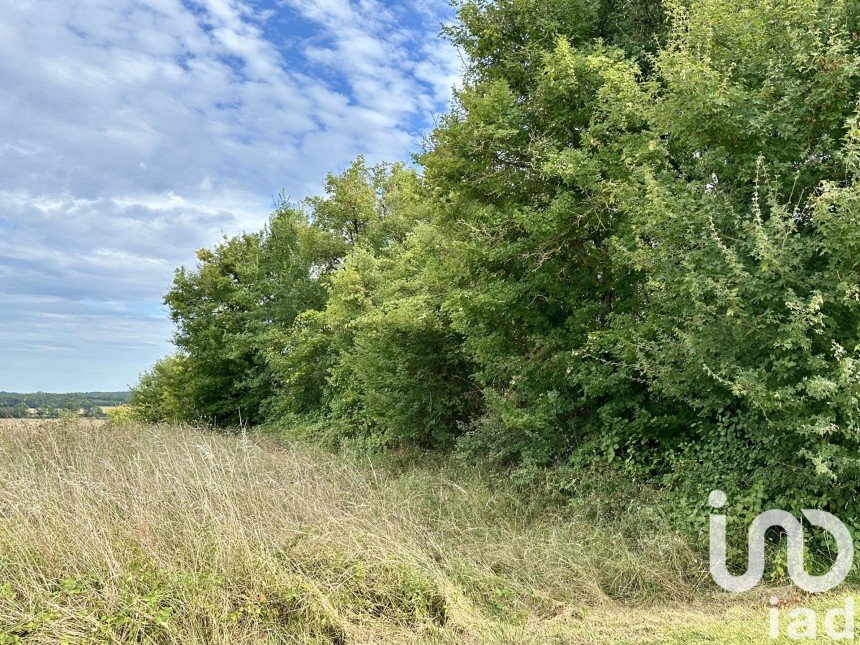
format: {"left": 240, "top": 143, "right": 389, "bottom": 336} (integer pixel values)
{"left": 708, "top": 490, "right": 854, "bottom": 593}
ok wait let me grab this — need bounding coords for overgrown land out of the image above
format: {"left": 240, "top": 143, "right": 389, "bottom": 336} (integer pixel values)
{"left": 0, "top": 418, "right": 844, "bottom": 643}
{"left": 116, "top": 0, "right": 860, "bottom": 640}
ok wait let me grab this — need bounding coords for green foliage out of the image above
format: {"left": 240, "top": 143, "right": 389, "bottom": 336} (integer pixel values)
{"left": 319, "top": 227, "right": 479, "bottom": 449}
{"left": 654, "top": 0, "right": 860, "bottom": 202}
{"left": 587, "top": 0, "right": 860, "bottom": 530}
{"left": 161, "top": 203, "right": 328, "bottom": 426}
{"left": 106, "top": 406, "right": 135, "bottom": 426}
{"left": 130, "top": 354, "right": 193, "bottom": 423}
{"left": 0, "top": 392, "right": 129, "bottom": 418}
{"left": 135, "top": 0, "right": 860, "bottom": 539}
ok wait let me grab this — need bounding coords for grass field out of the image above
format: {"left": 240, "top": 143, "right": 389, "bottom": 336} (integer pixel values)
{"left": 0, "top": 419, "right": 850, "bottom": 643}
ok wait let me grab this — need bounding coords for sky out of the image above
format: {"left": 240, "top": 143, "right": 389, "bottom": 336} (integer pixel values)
{"left": 0, "top": 0, "right": 462, "bottom": 393}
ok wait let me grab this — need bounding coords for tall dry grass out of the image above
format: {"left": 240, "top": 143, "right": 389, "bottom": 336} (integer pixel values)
{"left": 0, "top": 420, "right": 707, "bottom": 643}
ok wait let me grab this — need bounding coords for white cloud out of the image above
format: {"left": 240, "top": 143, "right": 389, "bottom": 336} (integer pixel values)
{"left": 0, "top": 0, "right": 462, "bottom": 391}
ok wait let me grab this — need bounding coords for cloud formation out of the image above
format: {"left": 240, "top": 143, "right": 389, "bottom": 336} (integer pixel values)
{"left": 0, "top": 0, "right": 460, "bottom": 391}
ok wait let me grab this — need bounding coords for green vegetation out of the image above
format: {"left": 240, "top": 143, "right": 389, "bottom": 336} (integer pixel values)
{"left": 134, "top": 0, "right": 860, "bottom": 538}
{"left": 0, "top": 419, "right": 830, "bottom": 643}
{"left": 0, "top": 391, "right": 129, "bottom": 418}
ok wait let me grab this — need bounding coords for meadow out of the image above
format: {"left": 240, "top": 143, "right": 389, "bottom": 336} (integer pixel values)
{"left": 0, "top": 418, "right": 846, "bottom": 643}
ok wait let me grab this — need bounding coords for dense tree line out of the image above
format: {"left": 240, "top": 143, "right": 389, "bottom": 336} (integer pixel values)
{"left": 133, "top": 0, "right": 860, "bottom": 528}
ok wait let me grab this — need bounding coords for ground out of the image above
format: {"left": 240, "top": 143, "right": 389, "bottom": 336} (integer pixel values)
{"left": 0, "top": 419, "right": 850, "bottom": 643}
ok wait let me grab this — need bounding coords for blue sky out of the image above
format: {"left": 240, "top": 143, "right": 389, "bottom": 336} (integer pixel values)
{"left": 0, "top": 0, "right": 461, "bottom": 393}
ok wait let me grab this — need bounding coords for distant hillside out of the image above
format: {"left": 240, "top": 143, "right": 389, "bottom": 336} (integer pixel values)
{"left": 0, "top": 392, "right": 130, "bottom": 418}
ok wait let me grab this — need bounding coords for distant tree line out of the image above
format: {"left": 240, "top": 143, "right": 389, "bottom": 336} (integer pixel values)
{"left": 132, "top": 0, "right": 860, "bottom": 532}
{"left": 0, "top": 392, "right": 129, "bottom": 418}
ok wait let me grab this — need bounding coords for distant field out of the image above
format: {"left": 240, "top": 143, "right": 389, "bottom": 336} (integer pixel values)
{"left": 0, "top": 417, "right": 107, "bottom": 428}
{"left": 0, "top": 419, "right": 847, "bottom": 643}
{"left": 0, "top": 418, "right": 57, "bottom": 427}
